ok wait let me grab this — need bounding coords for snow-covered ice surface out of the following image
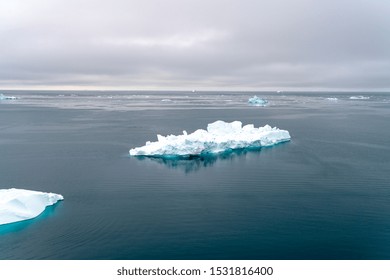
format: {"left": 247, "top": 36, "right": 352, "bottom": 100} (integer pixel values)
{"left": 0, "top": 188, "right": 63, "bottom": 225}
{"left": 248, "top": 95, "right": 268, "bottom": 106}
{"left": 130, "top": 120, "right": 291, "bottom": 157}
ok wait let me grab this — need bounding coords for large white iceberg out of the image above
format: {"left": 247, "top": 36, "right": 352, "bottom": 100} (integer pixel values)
{"left": 248, "top": 96, "right": 268, "bottom": 106}
{"left": 0, "top": 188, "right": 63, "bottom": 225}
{"left": 130, "top": 120, "right": 290, "bottom": 157}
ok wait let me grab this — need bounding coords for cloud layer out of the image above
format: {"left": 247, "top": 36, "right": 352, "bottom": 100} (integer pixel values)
{"left": 1, "top": 0, "right": 389, "bottom": 90}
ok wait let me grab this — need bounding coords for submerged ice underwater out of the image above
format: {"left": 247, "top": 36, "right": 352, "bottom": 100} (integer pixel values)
{"left": 0, "top": 91, "right": 390, "bottom": 259}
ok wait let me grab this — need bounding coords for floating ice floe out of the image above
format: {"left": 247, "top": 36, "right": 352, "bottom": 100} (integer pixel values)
{"left": 129, "top": 120, "right": 291, "bottom": 157}
{"left": 349, "top": 96, "right": 370, "bottom": 100}
{"left": 0, "top": 188, "right": 63, "bottom": 226}
{"left": 0, "top": 94, "right": 17, "bottom": 100}
{"left": 248, "top": 96, "right": 268, "bottom": 106}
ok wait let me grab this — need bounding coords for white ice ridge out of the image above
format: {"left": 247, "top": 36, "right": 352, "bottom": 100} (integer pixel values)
{"left": 350, "top": 96, "right": 370, "bottom": 100}
{"left": 248, "top": 96, "right": 268, "bottom": 106}
{"left": 129, "top": 120, "right": 291, "bottom": 157}
{"left": 0, "top": 94, "right": 17, "bottom": 100}
{"left": 0, "top": 188, "right": 63, "bottom": 225}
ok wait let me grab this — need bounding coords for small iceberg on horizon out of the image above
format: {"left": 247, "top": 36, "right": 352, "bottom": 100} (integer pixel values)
{"left": 0, "top": 94, "right": 17, "bottom": 100}
{"left": 0, "top": 188, "right": 63, "bottom": 226}
{"left": 248, "top": 96, "right": 268, "bottom": 106}
{"left": 129, "top": 120, "right": 290, "bottom": 157}
{"left": 349, "top": 96, "right": 370, "bottom": 100}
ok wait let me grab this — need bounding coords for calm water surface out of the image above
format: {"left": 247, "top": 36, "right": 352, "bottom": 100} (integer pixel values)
{"left": 0, "top": 91, "right": 389, "bottom": 259}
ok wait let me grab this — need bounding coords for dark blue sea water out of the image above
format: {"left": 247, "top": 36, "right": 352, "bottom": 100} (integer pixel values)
{"left": 0, "top": 91, "right": 389, "bottom": 259}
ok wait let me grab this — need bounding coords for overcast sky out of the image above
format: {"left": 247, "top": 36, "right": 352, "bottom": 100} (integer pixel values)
{"left": 1, "top": 0, "right": 389, "bottom": 91}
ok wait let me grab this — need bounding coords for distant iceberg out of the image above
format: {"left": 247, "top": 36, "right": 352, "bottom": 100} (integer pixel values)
{"left": 0, "top": 188, "right": 63, "bottom": 225}
{"left": 0, "top": 94, "right": 17, "bottom": 100}
{"left": 248, "top": 96, "right": 268, "bottom": 106}
{"left": 129, "top": 120, "right": 290, "bottom": 157}
{"left": 349, "top": 96, "right": 370, "bottom": 100}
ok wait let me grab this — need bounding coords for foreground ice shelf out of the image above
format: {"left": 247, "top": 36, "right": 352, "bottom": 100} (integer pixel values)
{"left": 0, "top": 188, "right": 63, "bottom": 226}
{"left": 130, "top": 120, "right": 291, "bottom": 157}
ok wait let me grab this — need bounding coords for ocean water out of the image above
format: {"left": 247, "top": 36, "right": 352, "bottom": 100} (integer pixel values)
{"left": 0, "top": 91, "right": 389, "bottom": 259}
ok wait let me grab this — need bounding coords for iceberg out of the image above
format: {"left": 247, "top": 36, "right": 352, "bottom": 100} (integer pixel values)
{"left": 0, "top": 94, "right": 17, "bottom": 100}
{"left": 0, "top": 188, "right": 63, "bottom": 226}
{"left": 129, "top": 120, "right": 291, "bottom": 157}
{"left": 248, "top": 95, "right": 268, "bottom": 106}
{"left": 349, "top": 96, "right": 370, "bottom": 100}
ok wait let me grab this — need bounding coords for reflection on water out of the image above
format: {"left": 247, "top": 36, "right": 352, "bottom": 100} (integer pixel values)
{"left": 134, "top": 148, "right": 262, "bottom": 173}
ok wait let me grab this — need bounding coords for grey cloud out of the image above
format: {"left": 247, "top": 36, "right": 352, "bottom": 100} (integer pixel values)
{"left": 1, "top": 0, "right": 389, "bottom": 90}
